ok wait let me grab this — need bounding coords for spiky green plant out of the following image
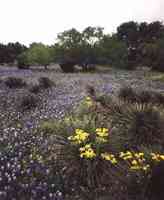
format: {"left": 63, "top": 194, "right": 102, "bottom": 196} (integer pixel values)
{"left": 118, "top": 86, "right": 138, "bottom": 103}
{"left": 110, "top": 102, "right": 164, "bottom": 149}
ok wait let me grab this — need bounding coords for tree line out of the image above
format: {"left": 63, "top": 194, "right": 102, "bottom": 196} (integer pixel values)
{"left": 0, "top": 21, "right": 164, "bottom": 72}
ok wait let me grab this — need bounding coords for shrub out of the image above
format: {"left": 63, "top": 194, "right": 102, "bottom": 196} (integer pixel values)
{"left": 136, "top": 90, "right": 153, "bottom": 104}
{"left": 136, "top": 90, "right": 164, "bottom": 106}
{"left": 4, "top": 77, "right": 27, "bottom": 88}
{"left": 29, "top": 84, "right": 41, "bottom": 94}
{"left": 59, "top": 62, "right": 75, "bottom": 73}
{"left": 38, "top": 77, "right": 54, "bottom": 89}
{"left": 118, "top": 86, "right": 138, "bottom": 103}
{"left": 19, "top": 94, "right": 38, "bottom": 110}
{"left": 17, "top": 52, "right": 30, "bottom": 69}
{"left": 118, "top": 87, "right": 164, "bottom": 106}
{"left": 112, "top": 103, "right": 164, "bottom": 148}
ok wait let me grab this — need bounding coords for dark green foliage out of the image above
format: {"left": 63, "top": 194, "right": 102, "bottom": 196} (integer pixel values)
{"left": 38, "top": 77, "right": 54, "bottom": 89}
{"left": 17, "top": 52, "right": 29, "bottom": 69}
{"left": 118, "top": 86, "right": 137, "bottom": 103}
{"left": 20, "top": 94, "right": 38, "bottom": 110}
{"left": 4, "top": 77, "right": 27, "bottom": 88}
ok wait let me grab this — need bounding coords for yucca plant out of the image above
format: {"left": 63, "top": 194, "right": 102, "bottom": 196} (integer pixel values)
{"left": 118, "top": 86, "right": 138, "bottom": 103}
{"left": 111, "top": 102, "right": 164, "bottom": 149}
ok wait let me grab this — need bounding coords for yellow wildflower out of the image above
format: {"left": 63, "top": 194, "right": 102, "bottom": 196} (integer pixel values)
{"left": 96, "top": 128, "right": 109, "bottom": 137}
{"left": 151, "top": 153, "right": 160, "bottom": 162}
{"left": 79, "top": 144, "right": 91, "bottom": 152}
{"left": 119, "top": 151, "right": 133, "bottom": 160}
{"left": 80, "top": 148, "right": 96, "bottom": 159}
{"left": 101, "top": 153, "right": 117, "bottom": 164}
{"left": 68, "top": 129, "right": 89, "bottom": 144}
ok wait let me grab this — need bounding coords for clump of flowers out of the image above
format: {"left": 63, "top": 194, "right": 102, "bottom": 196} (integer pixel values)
{"left": 79, "top": 144, "right": 96, "bottom": 159}
{"left": 68, "top": 128, "right": 164, "bottom": 173}
{"left": 151, "top": 153, "right": 164, "bottom": 162}
{"left": 101, "top": 153, "right": 117, "bottom": 164}
{"left": 68, "top": 128, "right": 110, "bottom": 160}
{"left": 68, "top": 129, "right": 89, "bottom": 144}
{"left": 119, "top": 151, "right": 150, "bottom": 171}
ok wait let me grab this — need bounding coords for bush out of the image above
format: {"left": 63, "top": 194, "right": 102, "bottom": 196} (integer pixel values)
{"left": 136, "top": 90, "right": 153, "bottom": 104}
{"left": 4, "top": 77, "right": 27, "bottom": 88}
{"left": 38, "top": 77, "right": 54, "bottom": 89}
{"left": 112, "top": 103, "right": 164, "bottom": 148}
{"left": 118, "top": 86, "right": 164, "bottom": 106}
{"left": 59, "top": 63, "right": 75, "bottom": 73}
{"left": 118, "top": 86, "right": 138, "bottom": 103}
{"left": 29, "top": 84, "right": 41, "bottom": 94}
{"left": 17, "top": 52, "right": 30, "bottom": 69}
{"left": 19, "top": 94, "right": 38, "bottom": 110}
{"left": 137, "top": 90, "right": 164, "bottom": 106}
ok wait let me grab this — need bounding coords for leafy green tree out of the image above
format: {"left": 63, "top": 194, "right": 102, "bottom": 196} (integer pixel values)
{"left": 55, "top": 27, "right": 104, "bottom": 69}
{"left": 98, "top": 35, "right": 128, "bottom": 68}
{"left": 27, "top": 43, "right": 52, "bottom": 69}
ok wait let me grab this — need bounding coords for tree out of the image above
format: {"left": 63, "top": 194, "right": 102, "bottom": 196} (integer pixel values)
{"left": 26, "top": 43, "right": 52, "bottom": 69}
{"left": 117, "top": 21, "right": 139, "bottom": 48}
{"left": 54, "top": 26, "right": 105, "bottom": 72}
{"left": 0, "top": 42, "right": 26, "bottom": 64}
{"left": 98, "top": 35, "right": 128, "bottom": 69}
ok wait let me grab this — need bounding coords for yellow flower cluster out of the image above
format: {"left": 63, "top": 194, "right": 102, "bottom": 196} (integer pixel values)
{"left": 68, "top": 128, "right": 164, "bottom": 171}
{"left": 151, "top": 153, "right": 164, "bottom": 162}
{"left": 119, "top": 151, "right": 133, "bottom": 160}
{"left": 96, "top": 128, "right": 108, "bottom": 137}
{"left": 119, "top": 151, "right": 150, "bottom": 171}
{"left": 80, "top": 144, "right": 96, "bottom": 159}
{"left": 101, "top": 153, "right": 117, "bottom": 164}
{"left": 68, "top": 129, "right": 89, "bottom": 144}
{"left": 95, "top": 128, "right": 109, "bottom": 143}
